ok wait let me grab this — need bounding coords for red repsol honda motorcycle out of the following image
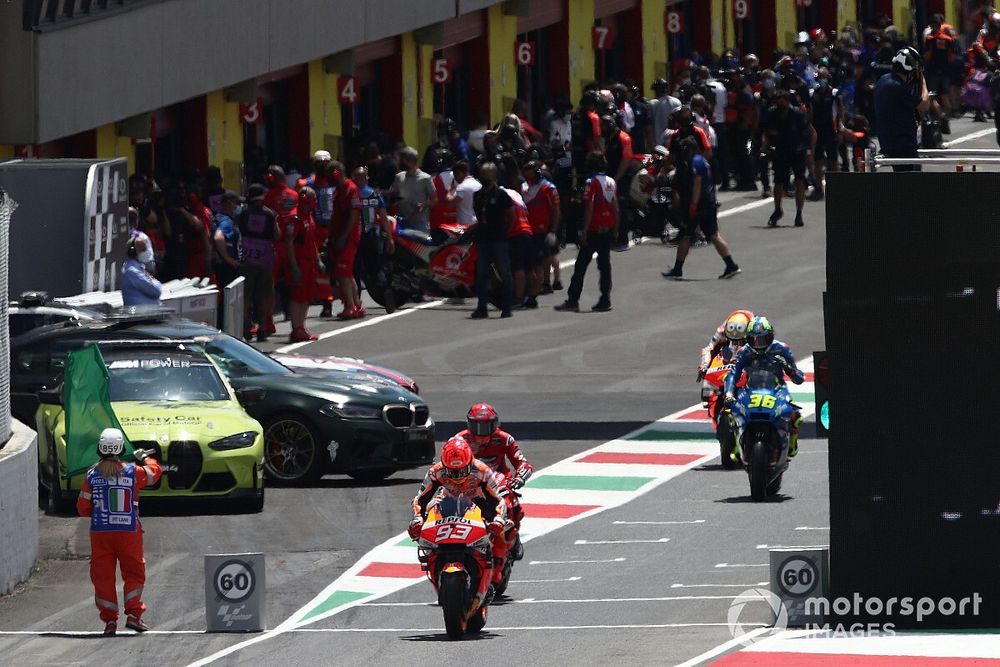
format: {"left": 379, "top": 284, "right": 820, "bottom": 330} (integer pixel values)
{"left": 362, "top": 221, "right": 503, "bottom": 311}
{"left": 417, "top": 494, "right": 495, "bottom": 640}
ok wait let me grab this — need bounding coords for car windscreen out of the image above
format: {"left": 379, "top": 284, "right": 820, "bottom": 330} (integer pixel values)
{"left": 198, "top": 334, "right": 292, "bottom": 378}
{"left": 105, "top": 352, "right": 230, "bottom": 402}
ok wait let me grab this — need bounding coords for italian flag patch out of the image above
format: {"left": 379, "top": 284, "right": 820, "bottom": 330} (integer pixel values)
{"left": 109, "top": 487, "right": 131, "bottom": 513}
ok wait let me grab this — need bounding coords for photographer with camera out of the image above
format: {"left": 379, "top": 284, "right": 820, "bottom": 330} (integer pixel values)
{"left": 874, "top": 46, "right": 930, "bottom": 172}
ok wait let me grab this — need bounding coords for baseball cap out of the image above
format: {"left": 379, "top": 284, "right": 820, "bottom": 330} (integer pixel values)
{"left": 222, "top": 190, "right": 244, "bottom": 204}
{"left": 651, "top": 77, "right": 669, "bottom": 91}
{"left": 313, "top": 150, "right": 332, "bottom": 161}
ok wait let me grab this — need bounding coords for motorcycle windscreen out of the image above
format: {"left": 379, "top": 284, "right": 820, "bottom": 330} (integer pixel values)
{"left": 746, "top": 368, "right": 781, "bottom": 389}
{"left": 422, "top": 495, "right": 489, "bottom": 546}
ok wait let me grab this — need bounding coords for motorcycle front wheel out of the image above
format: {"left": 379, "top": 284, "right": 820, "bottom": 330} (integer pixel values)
{"left": 439, "top": 571, "right": 468, "bottom": 640}
{"left": 717, "top": 408, "right": 739, "bottom": 470}
{"left": 493, "top": 558, "right": 513, "bottom": 597}
{"left": 748, "top": 439, "right": 769, "bottom": 502}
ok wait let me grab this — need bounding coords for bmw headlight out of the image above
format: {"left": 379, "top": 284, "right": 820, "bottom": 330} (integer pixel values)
{"left": 320, "top": 403, "right": 382, "bottom": 419}
{"left": 208, "top": 431, "right": 258, "bottom": 451}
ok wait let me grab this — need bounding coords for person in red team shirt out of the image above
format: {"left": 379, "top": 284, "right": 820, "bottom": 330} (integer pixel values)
{"left": 263, "top": 165, "right": 295, "bottom": 334}
{"left": 502, "top": 186, "right": 535, "bottom": 308}
{"left": 303, "top": 152, "right": 336, "bottom": 317}
{"left": 555, "top": 152, "right": 618, "bottom": 313}
{"left": 328, "top": 161, "right": 364, "bottom": 319}
{"left": 521, "top": 161, "right": 560, "bottom": 309}
{"left": 184, "top": 190, "right": 213, "bottom": 278}
{"left": 285, "top": 187, "right": 325, "bottom": 342}
{"left": 456, "top": 402, "right": 532, "bottom": 561}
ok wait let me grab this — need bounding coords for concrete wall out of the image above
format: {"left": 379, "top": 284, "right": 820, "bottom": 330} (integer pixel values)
{"left": 0, "top": 0, "right": 506, "bottom": 144}
{"left": 0, "top": 419, "right": 39, "bottom": 596}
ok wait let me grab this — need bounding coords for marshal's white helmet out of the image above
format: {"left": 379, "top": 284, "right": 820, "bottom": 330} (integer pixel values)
{"left": 97, "top": 428, "right": 125, "bottom": 459}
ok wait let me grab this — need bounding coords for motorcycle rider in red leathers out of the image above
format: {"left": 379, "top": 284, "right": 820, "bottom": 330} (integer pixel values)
{"left": 697, "top": 310, "right": 754, "bottom": 430}
{"left": 457, "top": 403, "right": 531, "bottom": 558}
{"left": 409, "top": 436, "right": 512, "bottom": 571}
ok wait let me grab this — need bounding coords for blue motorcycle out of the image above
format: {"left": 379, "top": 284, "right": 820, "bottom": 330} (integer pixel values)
{"left": 729, "top": 369, "right": 799, "bottom": 501}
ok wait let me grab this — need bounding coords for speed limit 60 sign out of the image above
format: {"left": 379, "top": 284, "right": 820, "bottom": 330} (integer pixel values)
{"left": 769, "top": 547, "right": 829, "bottom": 627}
{"left": 205, "top": 553, "right": 266, "bottom": 632}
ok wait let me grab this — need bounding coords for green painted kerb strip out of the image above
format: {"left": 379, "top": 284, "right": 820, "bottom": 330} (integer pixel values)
{"left": 626, "top": 430, "right": 717, "bottom": 441}
{"left": 527, "top": 475, "right": 654, "bottom": 492}
{"left": 302, "top": 590, "right": 372, "bottom": 621}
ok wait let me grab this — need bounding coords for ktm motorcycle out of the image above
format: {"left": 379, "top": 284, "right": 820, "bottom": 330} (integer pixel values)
{"left": 362, "top": 221, "right": 503, "bottom": 312}
{"left": 416, "top": 494, "right": 496, "bottom": 639}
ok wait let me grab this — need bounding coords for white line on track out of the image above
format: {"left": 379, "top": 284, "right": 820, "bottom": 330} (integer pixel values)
{"left": 674, "top": 627, "right": 774, "bottom": 667}
{"left": 794, "top": 526, "right": 830, "bottom": 531}
{"left": 0, "top": 630, "right": 207, "bottom": 636}
{"left": 756, "top": 543, "right": 829, "bottom": 550}
{"left": 714, "top": 563, "right": 767, "bottom": 568}
{"left": 0, "top": 622, "right": 757, "bottom": 637}
{"left": 290, "top": 622, "right": 756, "bottom": 633}
{"left": 943, "top": 127, "right": 996, "bottom": 147}
{"left": 670, "top": 582, "right": 768, "bottom": 589}
{"left": 575, "top": 538, "right": 669, "bottom": 545}
{"left": 275, "top": 300, "right": 444, "bottom": 352}
{"left": 512, "top": 577, "right": 582, "bottom": 584}
{"left": 717, "top": 198, "right": 772, "bottom": 219}
{"left": 613, "top": 520, "right": 705, "bottom": 525}
{"left": 365, "top": 594, "right": 749, "bottom": 607}
{"left": 530, "top": 557, "right": 626, "bottom": 565}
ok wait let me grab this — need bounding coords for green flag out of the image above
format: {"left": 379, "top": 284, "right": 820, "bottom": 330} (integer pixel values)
{"left": 63, "top": 345, "right": 132, "bottom": 478}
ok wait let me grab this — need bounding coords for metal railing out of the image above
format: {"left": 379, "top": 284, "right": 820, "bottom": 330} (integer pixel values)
{"left": 868, "top": 148, "right": 1000, "bottom": 171}
{"left": 22, "top": 0, "right": 162, "bottom": 31}
{"left": 0, "top": 191, "right": 15, "bottom": 447}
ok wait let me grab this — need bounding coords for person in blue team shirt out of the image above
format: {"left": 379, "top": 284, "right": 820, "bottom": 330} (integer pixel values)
{"left": 121, "top": 236, "right": 162, "bottom": 307}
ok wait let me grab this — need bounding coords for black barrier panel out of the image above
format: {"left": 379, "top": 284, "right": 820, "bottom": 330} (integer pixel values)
{"left": 825, "top": 173, "right": 1000, "bottom": 628}
{"left": 826, "top": 173, "right": 1000, "bottom": 296}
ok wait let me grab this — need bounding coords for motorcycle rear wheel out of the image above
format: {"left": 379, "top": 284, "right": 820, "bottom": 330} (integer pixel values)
{"left": 748, "top": 439, "right": 769, "bottom": 502}
{"left": 439, "top": 572, "right": 467, "bottom": 640}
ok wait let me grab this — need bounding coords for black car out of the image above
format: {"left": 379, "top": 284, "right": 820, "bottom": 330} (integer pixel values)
{"left": 11, "top": 314, "right": 435, "bottom": 484}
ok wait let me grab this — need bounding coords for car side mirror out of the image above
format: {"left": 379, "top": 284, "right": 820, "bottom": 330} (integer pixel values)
{"left": 236, "top": 386, "right": 265, "bottom": 406}
{"left": 38, "top": 387, "right": 63, "bottom": 406}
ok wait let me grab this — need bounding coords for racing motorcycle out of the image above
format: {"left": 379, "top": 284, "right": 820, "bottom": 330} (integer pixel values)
{"left": 362, "top": 221, "right": 502, "bottom": 311}
{"left": 416, "top": 494, "right": 496, "bottom": 639}
{"left": 727, "top": 368, "right": 798, "bottom": 501}
{"left": 702, "top": 357, "right": 746, "bottom": 470}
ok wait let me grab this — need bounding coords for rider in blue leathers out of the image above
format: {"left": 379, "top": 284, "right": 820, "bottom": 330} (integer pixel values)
{"left": 724, "top": 316, "right": 805, "bottom": 456}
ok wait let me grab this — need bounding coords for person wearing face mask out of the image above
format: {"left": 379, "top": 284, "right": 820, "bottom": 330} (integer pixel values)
{"left": 761, "top": 88, "right": 810, "bottom": 227}
{"left": 121, "top": 236, "right": 162, "bottom": 307}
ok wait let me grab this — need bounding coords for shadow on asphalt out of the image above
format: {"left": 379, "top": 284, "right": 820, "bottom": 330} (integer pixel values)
{"left": 434, "top": 421, "right": 652, "bottom": 442}
{"left": 715, "top": 494, "right": 795, "bottom": 504}
{"left": 399, "top": 631, "right": 499, "bottom": 642}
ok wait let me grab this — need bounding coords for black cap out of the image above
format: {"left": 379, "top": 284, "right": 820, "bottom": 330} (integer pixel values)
{"left": 222, "top": 190, "right": 244, "bottom": 204}
{"left": 651, "top": 77, "right": 669, "bottom": 91}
